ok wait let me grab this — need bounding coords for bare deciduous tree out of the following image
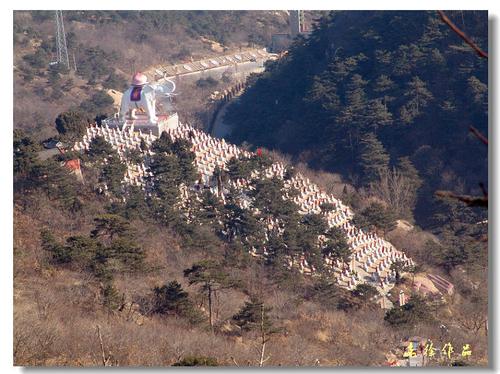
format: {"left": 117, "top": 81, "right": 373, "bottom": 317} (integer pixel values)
{"left": 370, "top": 167, "right": 415, "bottom": 219}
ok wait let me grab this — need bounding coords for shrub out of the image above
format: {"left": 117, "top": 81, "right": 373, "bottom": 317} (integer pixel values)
{"left": 384, "top": 294, "right": 434, "bottom": 327}
{"left": 172, "top": 356, "right": 218, "bottom": 366}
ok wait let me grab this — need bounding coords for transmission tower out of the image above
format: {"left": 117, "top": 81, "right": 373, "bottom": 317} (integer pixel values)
{"left": 289, "top": 10, "right": 305, "bottom": 37}
{"left": 54, "top": 10, "right": 70, "bottom": 69}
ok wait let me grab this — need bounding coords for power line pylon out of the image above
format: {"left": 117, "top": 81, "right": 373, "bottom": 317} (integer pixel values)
{"left": 55, "top": 10, "right": 70, "bottom": 70}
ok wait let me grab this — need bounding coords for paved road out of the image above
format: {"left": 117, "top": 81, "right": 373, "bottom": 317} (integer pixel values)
{"left": 211, "top": 96, "right": 239, "bottom": 139}
{"left": 146, "top": 49, "right": 274, "bottom": 81}
{"left": 170, "top": 60, "right": 265, "bottom": 85}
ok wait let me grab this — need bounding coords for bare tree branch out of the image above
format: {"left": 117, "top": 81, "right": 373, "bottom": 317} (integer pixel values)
{"left": 230, "top": 356, "right": 240, "bottom": 367}
{"left": 435, "top": 190, "right": 488, "bottom": 208}
{"left": 437, "top": 10, "right": 488, "bottom": 58}
{"left": 469, "top": 126, "right": 488, "bottom": 145}
{"left": 96, "top": 325, "right": 112, "bottom": 367}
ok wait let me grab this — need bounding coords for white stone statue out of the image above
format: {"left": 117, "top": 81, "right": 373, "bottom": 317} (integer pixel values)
{"left": 119, "top": 72, "right": 176, "bottom": 124}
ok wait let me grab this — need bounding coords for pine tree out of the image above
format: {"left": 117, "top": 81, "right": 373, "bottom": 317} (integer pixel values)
{"left": 354, "top": 202, "right": 397, "bottom": 235}
{"left": 351, "top": 283, "right": 379, "bottom": 308}
{"left": 55, "top": 111, "right": 89, "bottom": 142}
{"left": 467, "top": 76, "right": 488, "bottom": 114}
{"left": 91, "top": 214, "right": 133, "bottom": 243}
{"left": 339, "top": 74, "right": 370, "bottom": 151}
{"left": 64, "top": 235, "right": 99, "bottom": 266}
{"left": 31, "top": 158, "right": 80, "bottom": 209}
{"left": 152, "top": 281, "right": 193, "bottom": 316}
{"left": 384, "top": 294, "right": 434, "bottom": 326}
{"left": 232, "top": 297, "right": 273, "bottom": 332}
{"left": 87, "top": 136, "right": 114, "bottom": 161}
{"left": 373, "top": 74, "right": 396, "bottom": 109}
{"left": 152, "top": 131, "right": 173, "bottom": 153}
{"left": 100, "top": 155, "right": 126, "bottom": 196}
{"left": 307, "top": 62, "right": 341, "bottom": 116}
{"left": 297, "top": 214, "right": 328, "bottom": 270}
{"left": 14, "top": 130, "right": 40, "bottom": 177}
{"left": 184, "top": 260, "right": 237, "bottom": 331}
{"left": 102, "top": 280, "right": 123, "bottom": 311}
{"left": 146, "top": 152, "right": 182, "bottom": 223}
{"left": 249, "top": 177, "right": 297, "bottom": 221}
{"left": 359, "top": 132, "right": 390, "bottom": 184}
{"left": 232, "top": 298, "right": 279, "bottom": 366}
{"left": 365, "top": 98, "right": 393, "bottom": 131}
{"left": 87, "top": 214, "right": 145, "bottom": 274}
{"left": 172, "top": 139, "right": 197, "bottom": 185}
{"left": 108, "top": 186, "right": 149, "bottom": 220}
{"left": 108, "top": 237, "right": 145, "bottom": 272}
{"left": 323, "top": 226, "right": 351, "bottom": 266}
{"left": 196, "top": 189, "right": 223, "bottom": 227}
{"left": 227, "top": 156, "right": 257, "bottom": 180}
{"left": 398, "top": 156, "right": 422, "bottom": 191}
{"left": 400, "top": 76, "right": 433, "bottom": 124}
{"left": 40, "top": 229, "right": 72, "bottom": 264}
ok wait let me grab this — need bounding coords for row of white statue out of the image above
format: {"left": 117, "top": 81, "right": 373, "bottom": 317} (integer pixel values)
{"left": 74, "top": 121, "right": 414, "bottom": 298}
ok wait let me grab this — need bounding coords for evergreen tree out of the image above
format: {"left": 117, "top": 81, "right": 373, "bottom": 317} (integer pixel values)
{"left": 249, "top": 177, "right": 297, "bottom": 221}
{"left": 99, "top": 153, "right": 126, "bottom": 196}
{"left": 265, "top": 231, "right": 289, "bottom": 266}
{"left": 373, "top": 74, "right": 396, "bottom": 109}
{"left": 400, "top": 76, "right": 433, "bottom": 124}
{"left": 55, "top": 111, "right": 89, "bottom": 142}
{"left": 297, "top": 214, "right": 328, "bottom": 270}
{"left": 152, "top": 131, "right": 173, "bottom": 153}
{"left": 467, "top": 76, "right": 488, "bottom": 114}
{"left": 339, "top": 74, "right": 369, "bottom": 151}
{"left": 196, "top": 189, "right": 223, "bottom": 227}
{"left": 176, "top": 152, "right": 197, "bottom": 187}
{"left": 351, "top": 283, "right": 379, "bottom": 308}
{"left": 307, "top": 62, "right": 341, "bottom": 117}
{"left": 359, "top": 132, "right": 390, "bottom": 184}
{"left": 323, "top": 226, "right": 351, "bottom": 266}
{"left": 227, "top": 156, "right": 257, "bottom": 180}
{"left": 107, "top": 186, "right": 149, "bottom": 220}
{"left": 354, "top": 202, "right": 397, "bottom": 234}
{"left": 384, "top": 293, "right": 434, "bottom": 326}
{"left": 184, "top": 260, "right": 237, "bottom": 331}
{"left": 14, "top": 130, "right": 40, "bottom": 177}
{"left": 172, "top": 356, "right": 218, "bottom": 366}
{"left": 87, "top": 136, "right": 114, "bottom": 161}
{"left": 108, "top": 237, "right": 145, "bottom": 272}
{"left": 307, "top": 277, "right": 342, "bottom": 309}
{"left": 152, "top": 281, "right": 195, "bottom": 317}
{"left": 146, "top": 152, "right": 182, "bottom": 223}
{"left": 64, "top": 235, "right": 100, "bottom": 266}
{"left": 390, "top": 259, "right": 408, "bottom": 284}
{"left": 365, "top": 98, "right": 393, "bottom": 131}
{"left": 40, "top": 229, "right": 72, "bottom": 264}
{"left": 232, "top": 297, "right": 273, "bottom": 332}
{"left": 101, "top": 281, "right": 123, "bottom": 311}
{"left": 124, "top": 148, "right": 144, "bottom": 165}
{"left": 91, "top": 214, "right": 133, "bottom": 243}
{"left": 232, "top": 297, "right": 279, "bottom": 366}
{"left": 31, "top": 158, "right": 80, "bottom": 209}
{"left": 398, "top": 156, "right": 422, "bottom": 191}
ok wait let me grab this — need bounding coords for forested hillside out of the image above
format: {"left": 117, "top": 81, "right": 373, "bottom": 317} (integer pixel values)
{"left": 224, "top": 11, "right": 488, "bottom": 227}
{"left": 13, "top": 10, "right": 489, "bottom": 367}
